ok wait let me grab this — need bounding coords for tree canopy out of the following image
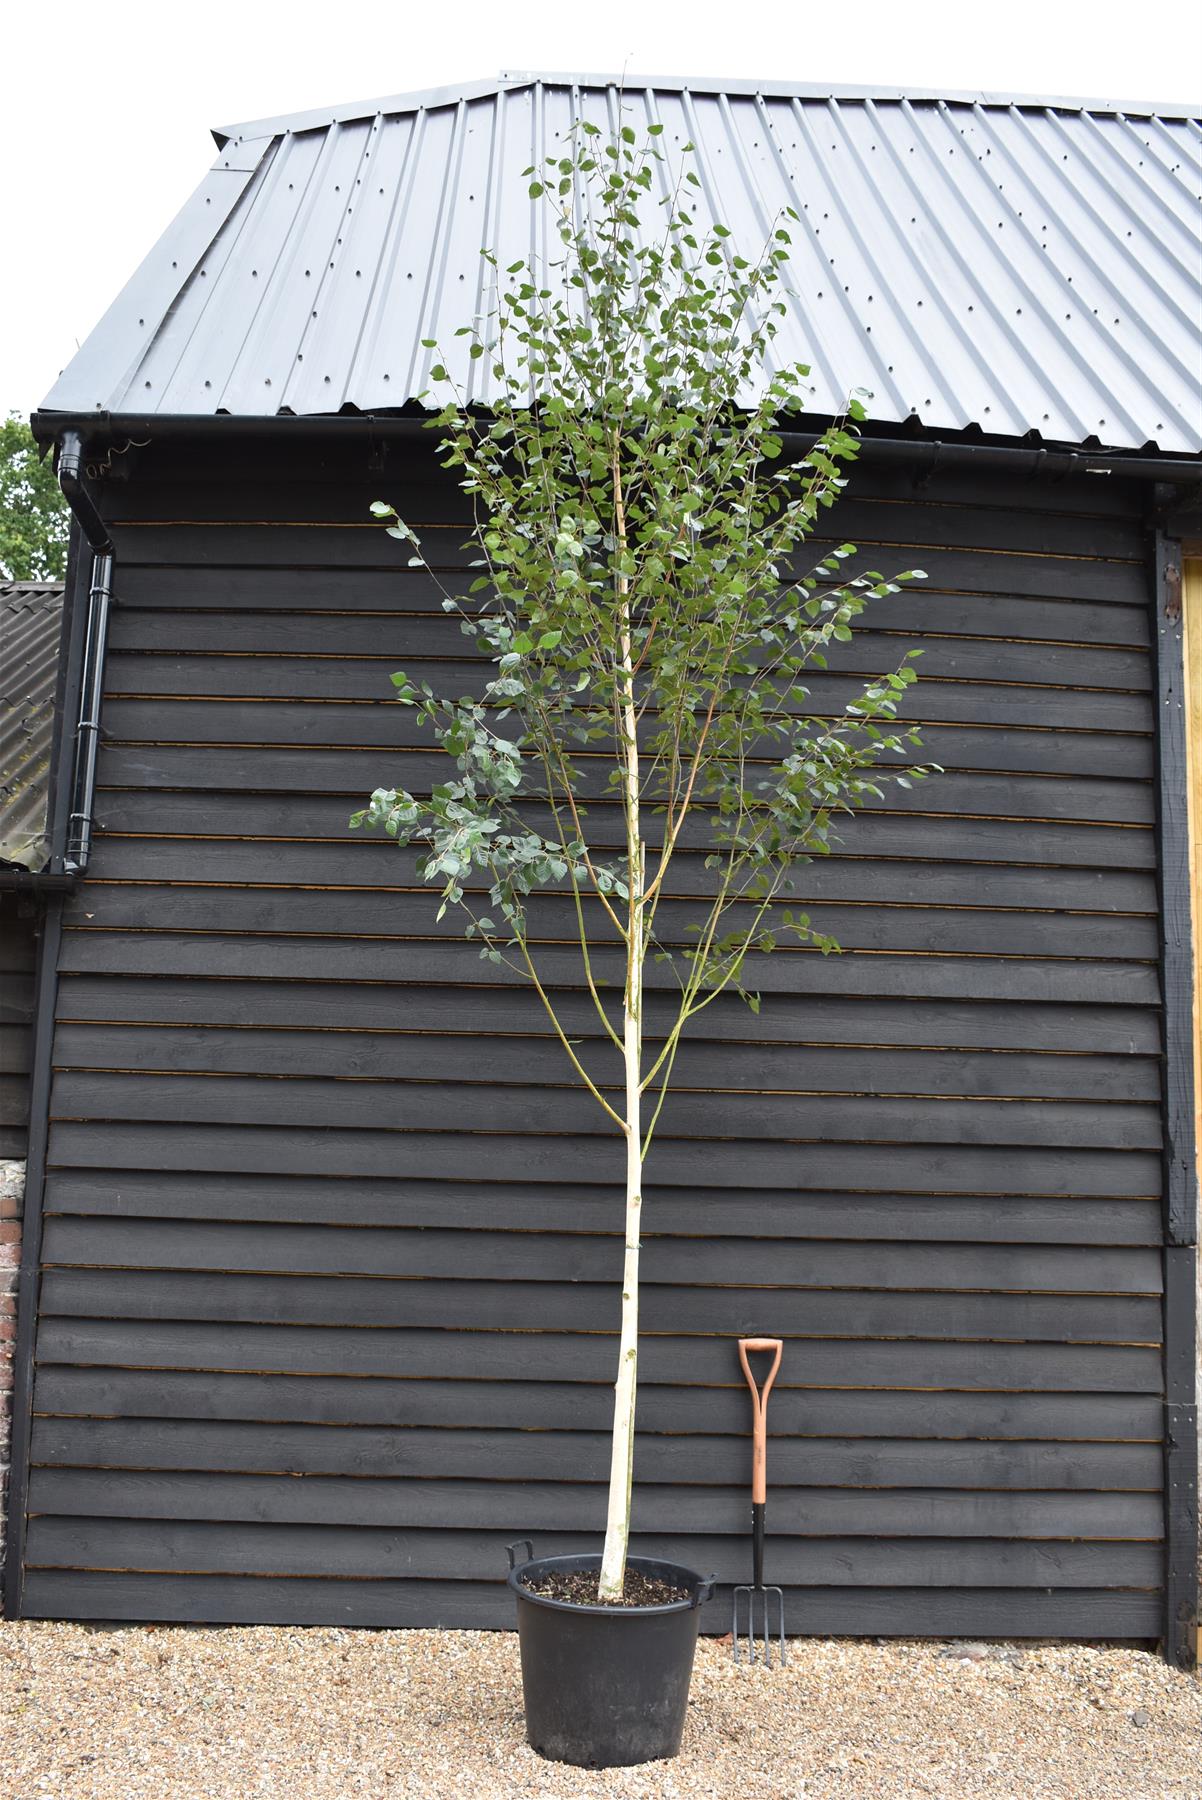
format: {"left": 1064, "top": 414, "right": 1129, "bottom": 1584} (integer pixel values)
{"left": 0, "top": 414, "right": 69, "bottom": 581}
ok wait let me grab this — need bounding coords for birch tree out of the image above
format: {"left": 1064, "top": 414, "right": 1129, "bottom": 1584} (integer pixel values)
{"left": 353, "top": 122, "right": 936, "bottom": 1600}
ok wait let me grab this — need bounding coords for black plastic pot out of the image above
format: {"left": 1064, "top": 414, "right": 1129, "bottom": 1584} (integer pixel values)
{"left": 506, "top": 1541, "right": 715, "bottom": 1768}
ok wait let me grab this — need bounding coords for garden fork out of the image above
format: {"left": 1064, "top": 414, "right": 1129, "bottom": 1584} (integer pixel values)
{"left": 732, "top": 1336, "right": 786, "bottom": 1666}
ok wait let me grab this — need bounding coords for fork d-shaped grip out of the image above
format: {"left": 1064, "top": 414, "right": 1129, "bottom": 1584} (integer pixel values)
{"left": 737, "top": 1338, "right": 783, "bottom": 1505}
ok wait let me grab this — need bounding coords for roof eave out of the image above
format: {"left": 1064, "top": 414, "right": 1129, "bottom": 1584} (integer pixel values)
{"left": 27, "top": 408, "right": 1202, "bottom": 481}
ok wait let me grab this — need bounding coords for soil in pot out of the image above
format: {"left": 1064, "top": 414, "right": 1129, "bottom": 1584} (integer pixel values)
{"left": 521, "top": 1567, "right": 690, "bottom": 1607}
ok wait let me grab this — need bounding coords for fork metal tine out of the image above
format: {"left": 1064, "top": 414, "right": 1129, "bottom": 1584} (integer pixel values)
{"left": 732, "top": 1581, "right": 786, "bottom": 1666}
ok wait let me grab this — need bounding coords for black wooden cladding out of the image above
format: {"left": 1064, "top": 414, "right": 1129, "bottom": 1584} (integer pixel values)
{"left": 0, "top": 894, "right": 38, "bottom": 1157}
{"left": 14, "top": 445, "right": 1176, "bottom": 1639}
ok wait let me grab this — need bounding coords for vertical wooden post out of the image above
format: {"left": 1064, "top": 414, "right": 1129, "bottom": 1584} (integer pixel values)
{"left": 1181, "top": 551, "right": 1202, "bottom": 1668}
{"left": 1155, "top": 533, "right": 1199, "bottom": 1669}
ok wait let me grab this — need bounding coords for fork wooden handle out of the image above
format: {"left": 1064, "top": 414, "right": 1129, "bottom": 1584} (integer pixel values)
{"left": 737, "top": 1337, "right": 783, "bottom": 1505}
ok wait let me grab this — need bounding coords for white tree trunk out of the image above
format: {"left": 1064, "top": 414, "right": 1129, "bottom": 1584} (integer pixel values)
{"left": 598, "top": 954, "right": 642, "bottom": 1600}
{"left": 599, "top": 503, "right": 642, "bottom": 1602}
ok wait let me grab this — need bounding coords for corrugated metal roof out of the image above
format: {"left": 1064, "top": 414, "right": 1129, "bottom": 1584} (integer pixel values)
{"left": 0, "top": 582, "right": 65, "bottom": 872}
{"left": 39, "top": 75, "right": 1202, "bottom": 453}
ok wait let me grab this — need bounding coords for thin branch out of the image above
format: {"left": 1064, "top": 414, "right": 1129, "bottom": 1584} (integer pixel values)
{"left": 516, "top": 938, "right": 626, "bottom": 1130}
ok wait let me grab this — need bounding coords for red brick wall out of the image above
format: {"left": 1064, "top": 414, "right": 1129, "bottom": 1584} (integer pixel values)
{"left": 0, "top": 1158, "right": 23, "bottom": 1602}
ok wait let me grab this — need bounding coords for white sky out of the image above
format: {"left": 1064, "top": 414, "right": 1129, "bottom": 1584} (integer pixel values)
{"left": 4, "top": 0, "right": 1200, "bottom": 419}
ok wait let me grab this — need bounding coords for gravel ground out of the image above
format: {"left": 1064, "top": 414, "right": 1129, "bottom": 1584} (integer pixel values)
{"left": 1, "top": 1622, "right": 1199, "bottom": 1800}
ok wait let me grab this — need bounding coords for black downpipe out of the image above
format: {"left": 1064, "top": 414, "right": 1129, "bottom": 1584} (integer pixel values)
{"left": 56, "top": 432, "right": 114, "bottom": 877}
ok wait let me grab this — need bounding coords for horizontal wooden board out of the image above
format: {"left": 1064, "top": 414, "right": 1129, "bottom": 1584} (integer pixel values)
{"left": 38, "top": 1219, "right": 1163, "bottom": 1295}
{"left": 92, "top": 743, "right": 1156, "bottom": 829}
{"left": 37, "top": 1269, "right": 1163, "bottom": 1342}
{"left": 50, "top": 1024, "right": 1164, "bottom": 1104}
{"left": 29, "top": 1418, "right": 1163, "bottom": 1487}
{"left": 54, "top": 974, "right": 1163, "bottom": 1056}
{"left": 100, "top": 464, "right": 1150, "bottom": 547}
{"left": 97, "top": 702, "right": 1156, "bottom": 780}
{"left": 0, "top": 1023, "right": 32, "bottom": 1073}
{"left": 103, "top": 500, "right": 1144, "bottom": 568}
{"left": 61, "top": 886, "right": 1161, "bottom": 961}
{"left": 48, "top": 1070, "right": 1163, "bottom": 1151}
{"left": 41, "top": 1168, "right": 1165, "bottom": 1246}
{"left": 100, "top": 452, "right": 1149, "bottom": 519}
{"left": 44, "top": 1120, "right": 1164, "bottom": 1197}
{"left": 35, "top": 1320, "right": 1164, "bottom": 1391}
{"left": 0, "top": 975, "right": 35, "bottom": 1027}
{"left": 18, "top": 1570, "right": 1165, "bottom": 1636}
{"left": 90, "top": 790, "right": 1161, "bottom": 869}
{"left": 31, "top": 1368, "right": 1163, "bottom": 1441}
{"left": 106, "top": 505, "right": 1151, "bottom": 573}
{"left": 27, "top": 1470, "right": 1165, "bottom": 1540}
{"left": 79, "top": 834, "right": 1161, "bottom": 911}
{"left": 0, "top": 895, "right": 39, "bottom": 966}
{"left": 0, "top": 1072, "right": 30, "bottom": 1128}
{"left": 117, "top": 557, "right": 1152, "bottom": 627}
{"left": 54, "top": 934, "right": 1165, "bottom": 1005}
{"left": 102, "top": 652, "right": 1155, "bottom": 731}
{"left": 23, "top": 1519, "right": 1163, "bottom": 1588}
{"left": 111, "top": 568, "right": 1154, "bottom": 649}
{"left": 74, "top": 860, "right": 1168, "bottom": 944}
{"left": 106, "top": 608, "right": 1152, "bottom": 691}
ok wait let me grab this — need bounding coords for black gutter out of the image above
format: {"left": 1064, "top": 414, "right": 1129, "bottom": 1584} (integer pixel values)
{"left": 0, "top": 868, "right": 79, "bottom": 892}
{"left": 54, "top": 432, "right": 114, "bottom": 878}
{"left": 29, "top": 409, "right": 1202, "bottom": 486}
{"left": 28, "top": 411, "right": 443, "bottom": 448}
{"left": 781, "top": 433, "right": 1202, "bottom": 487}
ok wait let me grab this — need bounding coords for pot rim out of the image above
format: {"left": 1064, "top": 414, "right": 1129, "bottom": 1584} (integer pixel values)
{"left": 507, "top": 1549, "right": 714, "bottom": 1617}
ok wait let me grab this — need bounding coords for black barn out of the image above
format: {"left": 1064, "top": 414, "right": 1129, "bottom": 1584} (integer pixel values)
{"left": 7, "top": 76, "right": 1200, "bottom": 1662}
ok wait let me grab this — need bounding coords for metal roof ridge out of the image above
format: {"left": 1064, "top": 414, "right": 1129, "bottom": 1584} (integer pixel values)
{"left": 212, "top": 71, "right": 1202, "bottom": 146}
